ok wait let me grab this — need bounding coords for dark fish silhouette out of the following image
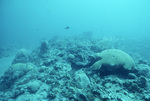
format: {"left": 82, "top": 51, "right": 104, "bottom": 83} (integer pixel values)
{"left": 65, "top": 26, "right": 70, "bottom": 29}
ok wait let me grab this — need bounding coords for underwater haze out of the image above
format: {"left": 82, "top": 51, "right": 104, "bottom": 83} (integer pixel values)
{"left": 1, "top": 0, "right": 150, "bottom": 101}
{"left": 1, "top": 0, "right": 150, "bottom": 47}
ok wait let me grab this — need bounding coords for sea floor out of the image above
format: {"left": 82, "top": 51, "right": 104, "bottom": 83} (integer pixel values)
{"left": 0, "top": 36, "right": 150, "bottom": 101}
{"left": 0, "top": 55, "right": 15, "bottom": 77}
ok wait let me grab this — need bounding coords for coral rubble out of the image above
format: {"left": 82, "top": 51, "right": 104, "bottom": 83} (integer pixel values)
{"left": 0, "top": 37, "right": 150, "bottom": 101}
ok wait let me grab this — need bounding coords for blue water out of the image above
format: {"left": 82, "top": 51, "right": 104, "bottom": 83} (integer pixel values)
{"left": 1, "top": 1, "right": 150, "bottom": 100}
{"left": 0, "top": 0, "right": 150, "bottom": 57}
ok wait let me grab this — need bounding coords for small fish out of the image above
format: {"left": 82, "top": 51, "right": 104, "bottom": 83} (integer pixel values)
{"left": 65, "top": 26, "right": 70, "bottom": 29}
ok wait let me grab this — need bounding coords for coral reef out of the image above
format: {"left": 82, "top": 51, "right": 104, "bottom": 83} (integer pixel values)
{"left": 91, "top": 49, "right": 135, "bottom": 71}
{"left": 0, "top": 37, "right": 150, "bottom": 101}
{"left": 12, "top": 49, "right": 29, "bottom": 64}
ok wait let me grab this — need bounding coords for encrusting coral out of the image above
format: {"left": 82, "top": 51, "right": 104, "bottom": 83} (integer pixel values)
{"left": 91, "top": 49, "right": 135, "bottom": 70}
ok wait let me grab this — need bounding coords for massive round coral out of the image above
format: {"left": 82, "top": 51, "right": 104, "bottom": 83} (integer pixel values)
{"left": 91, "top": 49, "right": 135, "bottom": 71}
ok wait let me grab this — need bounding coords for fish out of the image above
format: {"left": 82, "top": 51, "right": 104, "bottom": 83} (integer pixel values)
{"left": 65, "top": 26, "right": 70, "bottom": 29}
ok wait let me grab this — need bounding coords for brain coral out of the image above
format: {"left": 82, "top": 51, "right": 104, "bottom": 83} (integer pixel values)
{"left": 91, "top": 49, "right": 135, "bottom": 70}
